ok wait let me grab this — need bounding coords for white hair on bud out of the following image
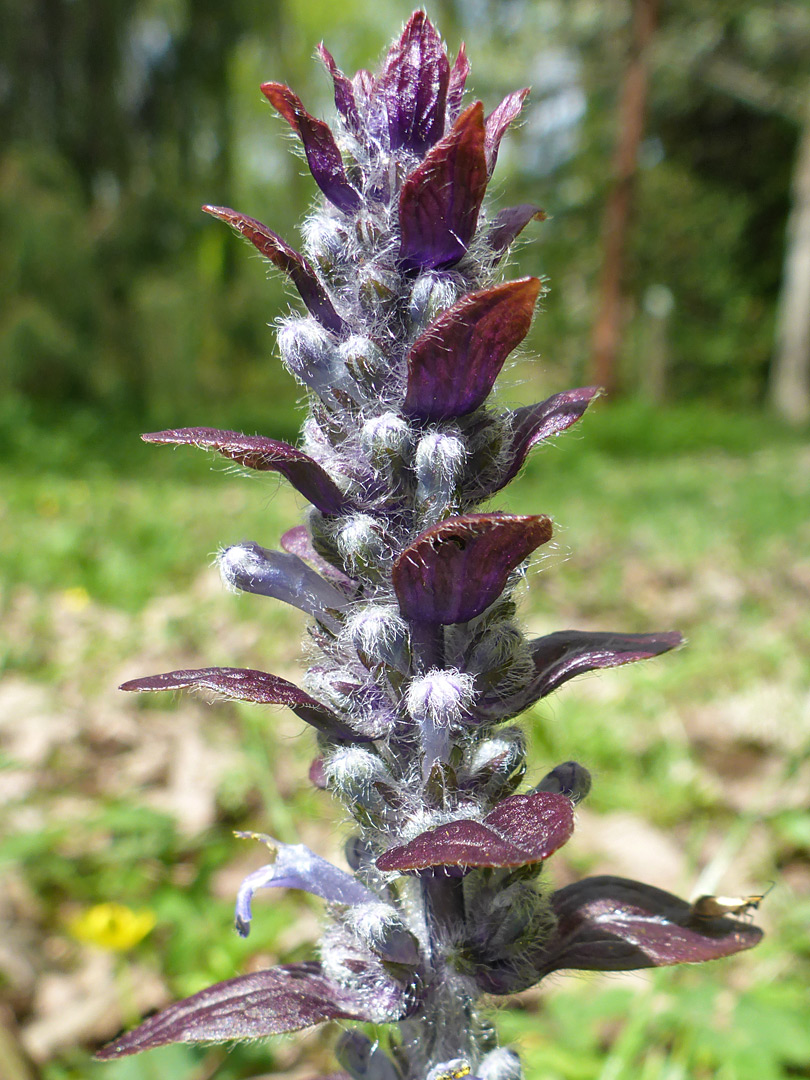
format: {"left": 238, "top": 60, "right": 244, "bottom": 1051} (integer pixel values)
{"left": 324, "top": 746, "right": 392, "bottom": 792}
{"left": 335, "top": 513, "right": 389, "bottom": 568}
{"left": 479, "top": 1047, "right": 523, "bottom": 1080}
{"left": 277, "top": 316, "right": 337, "bottom": 373}
{"left": 406, "top": 669, "right": 476, "bottom": 728}
{"left": 344, "top": 604, "right": 408, "bottom": 662}
{"left": 469, "top": 728, "right": 525, "bottom": 774}
{"left": 344, "top": 899, "right": 409, "bottom": 954}
{"left": 409, "top": 272, "right": 461, "bottom": 330}
{"left": 414, "top": 430, "right": 468, "bottom": 487}
{"left": 301, "top": 213, "right": 349, "bottom": 266}
{"left": 360, "top": 411, "right": 411, "bottom": 457}
{"left": 217, "top": 543, "right": 257, "bottom": 591}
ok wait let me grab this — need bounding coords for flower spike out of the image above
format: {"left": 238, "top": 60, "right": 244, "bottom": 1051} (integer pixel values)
{"left": 113, "top": 13, "right": 762, "bottom": 1077}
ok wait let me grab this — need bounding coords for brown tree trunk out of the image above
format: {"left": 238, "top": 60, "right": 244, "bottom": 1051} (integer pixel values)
{"left": 590, "top": 0, "right": 657, "bottom": 394}
{"left": 769, "top": 95, "right": 810, "bottom": 425}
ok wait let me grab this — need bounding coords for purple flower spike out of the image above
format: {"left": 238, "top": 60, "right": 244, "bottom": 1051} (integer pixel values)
{"left": 398, "top": 101, "right": 488, "bottom": 271}
{"left": 119, "top": 667, "right": 361, "bottom": 740}
{"left": 141, "top": 428, "right": 353, "bottom": 516}
{"left": 261, "top": 83, "right": 361, "bottom": 215}
{"left": 219, "top": 542, "right": 348, "bottom": 631}
{"left": 472, "top": 387, "right": 600, "bottom": 498}
{"left": 96, "top": 962, "right": 390, "bottom": 1058}
{"left": 484, "top": 89, "right": 530, "bottom": 175}
{"left": 202, "top": 206, "right": 344, "bottom": 333}
{"left": 371, "top": 12, "right": 450, "bottom": 153}
{"left": 393, "top": 513, "right": 552, "bottom": 625}
{"left": 234, "top": 835, "right": 376, "bottom": 936}
{"left": 404, "top": 278, "right": 542, "bottom": 421}
{"left": 537, "top": 876, "right": 763, "bottom": 976}
{"left": 446, "top": 43, "right": 470, "bottom": 120}
{"left": 317, "top": 44, "right": 362, "bottom": 135}
{"left": 376, "top": 790, "right": 573, "bottom": 872}
{"left": 486, "top": 204, "right": 546, "bottom": 260}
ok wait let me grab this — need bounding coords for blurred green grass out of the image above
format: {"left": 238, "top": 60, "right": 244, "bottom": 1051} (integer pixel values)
{"left": 1, "top": 400, "right": 809, "bottom": 1080}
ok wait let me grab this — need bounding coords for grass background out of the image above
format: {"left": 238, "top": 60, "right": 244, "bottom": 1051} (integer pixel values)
{"left": 1, "top": 399, "right": 809, "bottom": 1079}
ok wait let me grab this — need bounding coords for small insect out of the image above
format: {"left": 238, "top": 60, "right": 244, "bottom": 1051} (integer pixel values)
{"left": 690, "top": 882, "right": 774, "bottom": 920}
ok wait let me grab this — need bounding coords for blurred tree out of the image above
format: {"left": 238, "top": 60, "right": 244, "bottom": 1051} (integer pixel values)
{"left": 590, "top": 0, "right": 657, "bottom": 394}
{"left": 1, "top": 0, "right": 807, "bottom": 420}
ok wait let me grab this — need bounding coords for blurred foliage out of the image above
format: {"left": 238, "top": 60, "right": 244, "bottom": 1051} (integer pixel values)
{"left": 2, "top": 0, "right": 810, "bottom": 424}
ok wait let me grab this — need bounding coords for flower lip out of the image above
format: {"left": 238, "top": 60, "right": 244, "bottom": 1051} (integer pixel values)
{"left": 232, "top": 833, "right": 377, "bottom": 937}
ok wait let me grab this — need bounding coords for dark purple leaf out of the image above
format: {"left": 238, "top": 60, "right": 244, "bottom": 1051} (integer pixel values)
{"left": 404, "top": 278, "right": 541, "bottom": 421}
{"left": 281, "top": 526, "right": 354, "bottom": 587}
{"left": 486, "top": 204, "right": 546, "bottom": 259}
{"left": 446, "top": 43, "right": 470, "bottom": 119}
{"left": 370, "top": 11, "right": 449, "bottom": 152}
{"left": 484, "top": 89, "right": 529, "bottom": 175}
{"left": 141, "top": 428, "right": 353, "bottom": 516}
{"left": 96, "top": 963, "right": 388, "bottom": 1058}
{"left": 261, "top": 83, "right": 361, "bottom": 215}
{"left": 398, "top": 102, "right": 488, "bottom": 271}
{"left": 528, "top": 630, "right": 684, "bottom": 698}
{"left": 472, "top": 387, "right": 600, "bottom": 497}
{"left": 119, "top": 667, "right": 360, "bottom": 740}
{"left": 477, "top": 630, "right": 682, "bottom": 720}
{"left": 376, "top": 791, "right": 573, "bottom": 872}
{"left": 202, "top": 206, "right": 344, "bottom": 333}
{"left": 392, "top": 513, "right": 552, "bottom": 625}
{"left": 317, "top": 44, "right": 362, "bottom": 134}
{"left": 537, "top": 876, "right": 764, "bottom": 976}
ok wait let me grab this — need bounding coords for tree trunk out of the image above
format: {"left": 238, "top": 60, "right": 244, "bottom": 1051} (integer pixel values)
{"left": 769, "top": 95, "right": 810, "bottom": 425}
{"left": 589, "top": 0, "right": 657, "bottom": 395}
